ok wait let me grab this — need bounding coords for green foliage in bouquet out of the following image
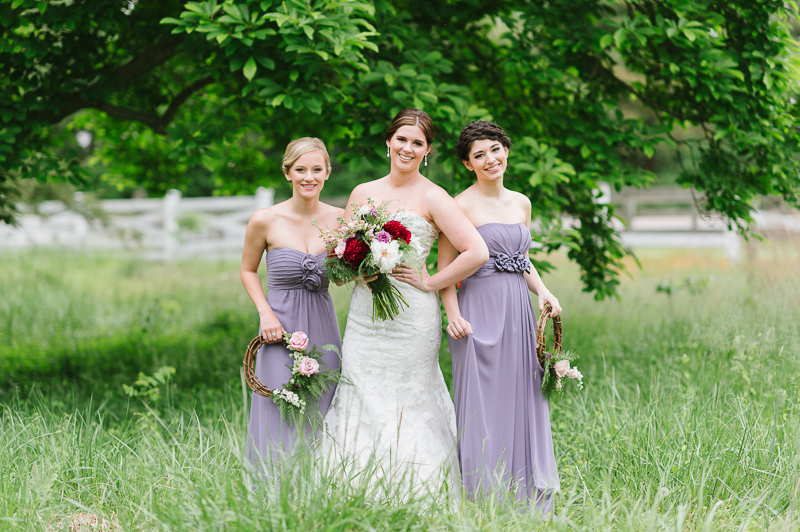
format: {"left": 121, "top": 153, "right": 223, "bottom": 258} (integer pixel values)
{"left": 540, "top": 350, "right": 583, "bottom": 402}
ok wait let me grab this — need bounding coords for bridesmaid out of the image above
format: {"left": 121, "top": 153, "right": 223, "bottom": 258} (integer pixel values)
{"left": 438, "top": 121, "right": 562, "bottom": 514}
{"left": 241, "top": 137, "right": 343, "bottom": 479}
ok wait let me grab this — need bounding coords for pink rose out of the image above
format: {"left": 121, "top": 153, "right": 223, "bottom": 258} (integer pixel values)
{"left": 288, "top": 331, "right": 309, "bottom": 351}
{"left": 554, "top": 360, "right": 570, "bottom": 378}
{"left": 297, "top": 356, "right": 319, "bottom": 376}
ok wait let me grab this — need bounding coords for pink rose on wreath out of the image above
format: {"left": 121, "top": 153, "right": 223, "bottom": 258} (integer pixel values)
{"left": 297, "top": 356, "right": 320, "bottom": 376}
{"left": 554, "top": 360, "right": 570, "bottom": 378}
{"left": 289, "top": 331, "right": 309, "bottom": 351}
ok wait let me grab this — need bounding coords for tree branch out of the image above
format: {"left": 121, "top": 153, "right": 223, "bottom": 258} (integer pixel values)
{"left": 113, "top": 36, "right": 184, "bottom": 87}
{"left": 93, "top": 76, "right": 215, "bottom": 134}
{"left": 159, "top": 76, "right": 215, "bottom": 129}
{"left": 31, "top": 36, "right": 186, "bottom": 126}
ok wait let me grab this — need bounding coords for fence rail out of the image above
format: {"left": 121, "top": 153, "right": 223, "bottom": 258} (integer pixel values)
{"left": 2, "top": 186, "right": 798, "bottom": 262}
{"left": 0, "top": 187, "right": 274, "bottom": 261}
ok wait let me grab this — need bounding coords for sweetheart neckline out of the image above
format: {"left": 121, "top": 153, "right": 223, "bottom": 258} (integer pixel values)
{"left": 267, "top": 248, "right": 327, "bottom": 256}
{"left": 390, "top": 211, "right": 436, "bottom": 232}
{"left": 475, "top": 221, "right": 527, "bottom": 230}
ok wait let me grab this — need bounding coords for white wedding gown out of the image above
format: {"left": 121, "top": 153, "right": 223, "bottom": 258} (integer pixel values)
{"left": 321, "top": 212, "right": 459, "bottom": 496}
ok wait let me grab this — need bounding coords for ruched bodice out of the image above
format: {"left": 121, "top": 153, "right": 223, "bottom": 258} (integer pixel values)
{"left": 468, "top": 223, "right": 533, "bottom": 280}
{"left": 266, "top": 248, "right": 329, "bottom": 292}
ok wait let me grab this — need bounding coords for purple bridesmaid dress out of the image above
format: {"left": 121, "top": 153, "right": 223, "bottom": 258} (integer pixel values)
{"left": 448, "top": 223, "right": 560, "bottom": 514}
{"left": 246, "top": 249, "right": 342, "bottom": 479}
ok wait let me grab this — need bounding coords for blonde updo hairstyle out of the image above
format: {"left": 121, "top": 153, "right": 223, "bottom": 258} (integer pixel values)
{"left": 282, "top": 137, "right": 331, "bottom": 175}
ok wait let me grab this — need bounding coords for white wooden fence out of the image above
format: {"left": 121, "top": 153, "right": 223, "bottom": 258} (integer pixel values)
{"left": 0, "top": 187, "right": 274, "bottom": 261}
{"left": 2, "top": 186, "right": 798, "bottom": 262}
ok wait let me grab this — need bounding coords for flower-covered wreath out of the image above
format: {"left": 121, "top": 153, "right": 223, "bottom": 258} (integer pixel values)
{"left": 536, "top": 305, "right": 584, "bottom": 400}
{"left": 243, "top": 331, "right": 341, "bottom": 426}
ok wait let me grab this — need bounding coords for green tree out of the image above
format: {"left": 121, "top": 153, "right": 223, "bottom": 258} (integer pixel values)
{"left": 3, "top": 0, "right": 799, "bottom": 298}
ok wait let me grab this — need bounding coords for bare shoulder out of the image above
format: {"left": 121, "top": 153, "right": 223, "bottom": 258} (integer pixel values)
{"left": 248, "top": 203, "right": 281, "bottom": 228}
{"left": 349, "top": 178, "right": 387, "bottom": 203}
{"left": 509, "top": 189, "right": 531, "bottom": 209}
{"left": 323, "top": 202, "right": 345, "bottom": 218}
{"left": 422, "top": 181, "right": 456, "bottom": 210}
{"left": 454, "top": 184, "right": 480, "bottom": 208}
{"left": 509, "top": 189, "right": 531, "bottom": 223}
{"left": 319, "top": 202, "right": 345, "bottom": 224}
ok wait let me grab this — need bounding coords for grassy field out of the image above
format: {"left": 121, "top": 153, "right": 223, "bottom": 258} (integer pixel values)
{"left": 1, "top": 243, "right": 799, "bottom": 531}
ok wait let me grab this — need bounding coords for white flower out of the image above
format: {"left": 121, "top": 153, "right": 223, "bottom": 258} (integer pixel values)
{"left": 659, "top": 487, "right": 670, "bottom": 497}
{"left": 357, "top": 205, "right": 372, "bottom": 218}
{"left": 370, "top": 240, "right": 400, "bottom": 274}
{"left": 567, "top": 368, "right": 583, "bottom": 380}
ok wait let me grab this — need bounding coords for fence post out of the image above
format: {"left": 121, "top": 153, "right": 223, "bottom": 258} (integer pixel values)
{"left": 163, "top": 189, "right": 181, "bottom": 262}
{"left": 255, "top": 187, "right": 274, "bottom": 211}
{"left": 723, "top": 230, "right": 741, "bottom": 262}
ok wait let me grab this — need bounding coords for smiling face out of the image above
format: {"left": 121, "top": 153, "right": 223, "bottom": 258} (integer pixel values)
{"left": 464, "top": 138, "right": 509, "bottom": 182}
{"left": 387, "top": 125, "right": 431, "bottom": 172}
{"left": 285, "top": 151, "right": 329, "bottom": 199}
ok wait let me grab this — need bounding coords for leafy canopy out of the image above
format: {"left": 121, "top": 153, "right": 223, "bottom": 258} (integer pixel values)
{"left": 2, "top": 0, "right": 799, "bottom": 298}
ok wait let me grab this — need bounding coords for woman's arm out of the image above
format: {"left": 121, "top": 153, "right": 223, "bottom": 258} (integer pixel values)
{"left": 438, "top": 233, "right": 473, "bottom": 339}
{"left": 425, "top": 188, "right": 488, "bottom": 291}
{"left": 240, "top": 211, "right": 285, "bottom": 343}
{"left": 399, "top": 187, "right": 488, "bottom": 292}
{"left": 522, "top": 197, "right": 562, "bottom": 316}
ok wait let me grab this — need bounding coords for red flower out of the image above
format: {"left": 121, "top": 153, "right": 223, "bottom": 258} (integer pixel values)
{"left": 456, "top": 281, "right": 462, "bottom": 289}
{"left": 382, "top": 221, "right": 412, "bottom": 244}
{"left": 343, "top": 238, "right": 369, "bottom": 266}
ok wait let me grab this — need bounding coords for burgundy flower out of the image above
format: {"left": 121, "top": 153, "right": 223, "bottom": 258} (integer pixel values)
{"left": 382, "top": 221, "right": 412, "bottom": 244}
{"left": 343, "top": 238, "right": 369, "bottom": 266}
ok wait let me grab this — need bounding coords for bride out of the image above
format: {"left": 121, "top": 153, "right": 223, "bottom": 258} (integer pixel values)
{"left": 322, "top": 108, "right": 489, "bottom": 495}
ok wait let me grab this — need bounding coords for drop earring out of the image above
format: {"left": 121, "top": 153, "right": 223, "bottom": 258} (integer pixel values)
{"left": 424, "top": 154, "right": 428, "bottom": 167}
{"left": 386, "top": 145, "right": 390, "bottom": 157}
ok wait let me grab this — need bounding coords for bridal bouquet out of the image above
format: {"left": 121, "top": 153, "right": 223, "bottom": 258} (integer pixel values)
{"left": 270, "top": 331, "right": 342, "bottom": 425}
{"left": 540, "top": 350, "right": 583, "bottom": 400}
{"left": 314, "top": 199, "right": 422, "bottom": 321}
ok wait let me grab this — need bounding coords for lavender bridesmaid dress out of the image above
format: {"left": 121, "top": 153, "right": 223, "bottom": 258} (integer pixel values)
{"left": 448, "top": 223, "right": 560, "bottom": 513}
{"left": 246, "top": 249, "right": 342, "bottom": 479}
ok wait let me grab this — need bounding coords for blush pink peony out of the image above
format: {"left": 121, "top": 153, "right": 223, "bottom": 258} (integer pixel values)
{"left": 288, "top": 331, "right": 309, "bottom": 351}
{"left": 554, "top": 360, "right": 570, "bottom": 378}
{"left": 334, "top": 239, "right": 346, "bottom": 258}
{"left": 297, "top": 356, "right": 320, "bottom": 376}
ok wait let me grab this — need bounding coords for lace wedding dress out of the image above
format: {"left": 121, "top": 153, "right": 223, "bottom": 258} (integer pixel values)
{"left": 321, "top": 212, "right": 459, "bottom": 496}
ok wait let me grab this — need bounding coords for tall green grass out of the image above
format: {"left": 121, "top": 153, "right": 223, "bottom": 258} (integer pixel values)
{"left": 1, "top": 246, "right": 799, "bottom": 530}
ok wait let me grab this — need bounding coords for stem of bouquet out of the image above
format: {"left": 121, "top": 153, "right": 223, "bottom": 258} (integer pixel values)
{"left": 368, "top": 273, "right": 409, "bottom": 321}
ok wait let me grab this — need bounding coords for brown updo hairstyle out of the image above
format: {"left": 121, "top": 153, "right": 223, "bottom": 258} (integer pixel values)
{"left": 456, "top": 121, "right": 513, "bottom": 163}
{"left": 385, "top": 108, "right": 435, "bottom": 152}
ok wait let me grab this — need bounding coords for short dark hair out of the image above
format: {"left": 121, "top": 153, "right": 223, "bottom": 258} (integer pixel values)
{"left": 385, "top": 108, "right": 435, "bottom": 152}
{"left": 456, "top": 121, "right": 512, "bottom": 162}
